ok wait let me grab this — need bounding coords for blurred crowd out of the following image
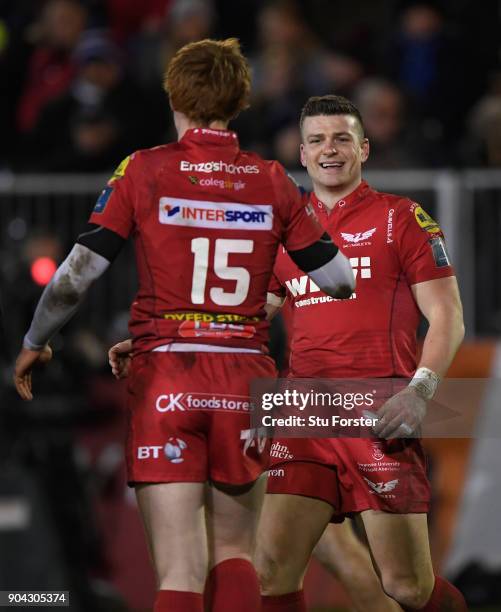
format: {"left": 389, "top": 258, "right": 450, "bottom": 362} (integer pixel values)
{"left": 1, "top": 0, "right": 501, "bottom": 173}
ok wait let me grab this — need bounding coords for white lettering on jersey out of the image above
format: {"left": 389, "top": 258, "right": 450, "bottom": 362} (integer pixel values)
{"left": 179, "top": 160, "right": 259, "bottom": 174}
{"left": 284, "top": 258, "right": 372, "bottom": 306}
{"left": 387, "top": 209, "right": 394, "bottom": 243}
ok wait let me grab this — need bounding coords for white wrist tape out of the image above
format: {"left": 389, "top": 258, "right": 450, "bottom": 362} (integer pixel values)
{"left": 409, "top": 367, "right": 440, "bottom": 400}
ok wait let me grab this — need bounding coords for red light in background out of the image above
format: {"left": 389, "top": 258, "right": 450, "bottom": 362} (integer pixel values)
{"left": 31, "top": 257, "right": 57, "bottom": 286}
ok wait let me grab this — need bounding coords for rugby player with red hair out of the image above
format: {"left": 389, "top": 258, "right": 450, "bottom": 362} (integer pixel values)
{"left": 13, "top": 42, "right": 355, "bottom": 612}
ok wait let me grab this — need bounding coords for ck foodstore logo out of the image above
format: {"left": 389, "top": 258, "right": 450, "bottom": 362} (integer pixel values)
{"left": 137, "top": 438, "right": 187, "bottom": 463}
{"left": 155, "top": 392, "right": 251, "bottom": 412}
{"left": 159, "top": 197, "right": 272, "bottom": 230}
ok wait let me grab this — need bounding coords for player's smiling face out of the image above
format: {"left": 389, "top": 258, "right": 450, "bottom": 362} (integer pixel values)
{"left": 300, "top": 114, "right": 369, "bottom": 194}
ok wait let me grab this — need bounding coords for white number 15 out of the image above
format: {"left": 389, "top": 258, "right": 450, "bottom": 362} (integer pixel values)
{"left": 191, "top": 238, "right": 254, "bottom": 306}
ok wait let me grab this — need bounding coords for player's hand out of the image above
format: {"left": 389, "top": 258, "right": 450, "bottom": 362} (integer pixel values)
{"left": 108, "top": 339, "right": 133, "bottom": 379}
{"left": 13, "top": 345, "right": 53, "bottom": 401}
{"left": 372, "top": 386, "right": 426, "bottom": 439}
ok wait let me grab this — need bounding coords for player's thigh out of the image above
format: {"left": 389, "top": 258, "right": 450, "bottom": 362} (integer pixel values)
{"left": 126, "top": 352, "right": 211, "bottom": 484}
{"left": 206, "top": 475, "right": 267, "bottom": 566}
{"left": 314, "top": 520, "right": 366, "bottom": 570}
{"left": 256, "top": 491, "right": 334, "bottom": 589}
{"left": 361, "top": 510, "right": 434, "bottom": 587}
{"left": 207, "top": 353, "right": 277, "bottom": 486}
{"left": 136, "top": 482, "right": 208, "bottom": 588}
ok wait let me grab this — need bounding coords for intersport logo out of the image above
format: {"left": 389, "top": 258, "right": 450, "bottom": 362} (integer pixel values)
{"left": 180, "top": 160, "right": 259, "bottom": 174}
{"left": 159, "top": 197, "right": 272, "bottom": 230}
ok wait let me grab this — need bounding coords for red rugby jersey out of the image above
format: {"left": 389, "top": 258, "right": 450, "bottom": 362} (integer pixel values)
{"left": 89, "top": 128, "right": 323, "bottom": 353}
{"left": 269, "top": 181, "right": 455, "bottom": 377}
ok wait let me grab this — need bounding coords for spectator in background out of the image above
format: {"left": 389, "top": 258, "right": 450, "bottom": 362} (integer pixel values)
{"left": 384, "top": 1, "right": 470, "bottom": 162}
{"left": 18, "top": 30, "right": 153, "bottom": 172}
{"left": 353, "top": 77, "right": 425, "bottom": 169}
{"left": 16, "top": 0, "right": 87, "bottom": 135}
{"left": 241, "top": 0, "right": 325, "bottom": 157}
{"left": 242, "top": 0, "right": 368, "bottom": 159}
{"left": 130, "top": 0, "right": 216, "bottom": 91}
{"left": 462, "top": 69, "right": 501, "bottom": 168}
{"left": 105, "top": 0, "right": 173, "bottom": 45}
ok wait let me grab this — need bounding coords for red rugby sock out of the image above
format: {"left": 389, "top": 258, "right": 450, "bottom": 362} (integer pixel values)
{"left": 402, "top": 575, "right": 467, "bottom": 611}
{"left": 154, "top": 589, "right": 203, "bottom": 612}
{"left": 204, "top": 558, "right": 261, "bottom": 611}
{"left": 261, "top": 590, "right": 307, "bottom": 611}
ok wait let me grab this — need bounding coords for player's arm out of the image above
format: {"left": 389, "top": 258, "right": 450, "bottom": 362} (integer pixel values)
{"left": 374, "top": 277, "right": 464, "bottom": 439}
{"left": 14, "top": 226, "right": 125, "bottom": 400}
{"left": 274, "top": 166, "right": 355, "bottom": 300}
{"left": 265, "top": 296, "right": 285, "bottom": 320}
{"left": 287, "top": 233, "right": 355, "bottom": 299}
{"left": 265, "top": 268, "right": 287, "bottom": 320}
{"left": 374, "top": 203, "right": 464, "bottom": 438}
{"left": 412, "top": 276, "right": 465, "bottom": 378}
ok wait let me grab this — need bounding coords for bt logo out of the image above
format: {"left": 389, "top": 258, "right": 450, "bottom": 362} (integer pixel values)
{"left": 137, "top": 438, "right": 188, "bottom": 463}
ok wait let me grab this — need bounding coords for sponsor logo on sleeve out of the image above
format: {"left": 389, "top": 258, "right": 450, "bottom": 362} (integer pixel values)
{"left": 93, "top": 186, "right": 113, "bottom": 213}
{"left": 413, "top": 205, "right": 441, "bottom": 234}
{"left": 159, "top": 197, "right": 272, "bottom": 230}
{"left": 429, "top": 236, "right": 451, "bottom": 267}
{"left": 108, "top": 155, "right": 131, "bottom": 183}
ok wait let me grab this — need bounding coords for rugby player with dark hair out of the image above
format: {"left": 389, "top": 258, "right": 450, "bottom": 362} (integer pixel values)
{"left": 257, "top": 95, "right": 467, "bottom": 612}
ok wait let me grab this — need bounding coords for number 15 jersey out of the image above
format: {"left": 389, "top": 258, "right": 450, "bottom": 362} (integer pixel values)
{"left": 89, "top": 128, "right": 323, "bottom": 353}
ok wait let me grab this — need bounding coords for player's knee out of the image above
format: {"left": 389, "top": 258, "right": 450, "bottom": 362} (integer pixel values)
{"left": 157, "top": 556, "right": 207, "bottom": 592}
{"left": 255, "top": 546, "right": 300, "bottom": 594}
{"left": 381, "top": 572, "right": 434, "bottom": 609}
{"left": 255, "top": 546, "right": 280, "bottom": 591}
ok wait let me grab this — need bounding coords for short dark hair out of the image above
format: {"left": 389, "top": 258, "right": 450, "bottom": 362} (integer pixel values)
{"left": 299, "top": 95, "right": 365, "bottom": 138}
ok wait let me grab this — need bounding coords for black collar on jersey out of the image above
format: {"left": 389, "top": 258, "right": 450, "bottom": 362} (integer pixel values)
{"left": 180, "top": 128, "right": 240, "bottom": 149}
